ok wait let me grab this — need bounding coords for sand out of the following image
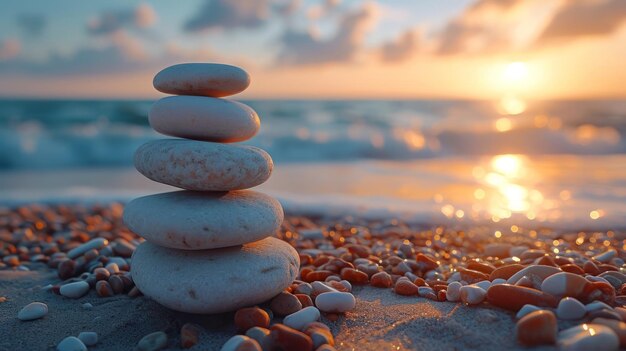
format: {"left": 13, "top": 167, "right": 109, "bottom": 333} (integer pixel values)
{"left": 0, "top": 268, "right": 554, "bottom": 351}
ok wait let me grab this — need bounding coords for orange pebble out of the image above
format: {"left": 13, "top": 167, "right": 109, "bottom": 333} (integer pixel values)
{"left": 416, "top": 253, "right": 438, "bottom": 271}
{"left": 340, "top": 268, "right": 369, "bottom": 285}
{"left": 582, "top": 281, "right": 616, "bottom": 305}
{"left": 394, "top": 279, "right": 419, "bottom": 296}
{"left": 414, "top": 278, "right": 426, "bottom": 287}
{"left": 489, "top": 264, "right": 525, "bottom": 281}
{"left": 487, "top": 284, "right": 558, "bottom": 311}
{"left": 313, "top": 256, "right": 331, "bottom": 267}
{"left": 584, "top": 261, "right": 601, "bottom": 275}
{"left": 437, "top": 290, "right": 447, "bottom": 301}
{"left": 458, "top": 267, "right": 490, "bottom": 284}
{"left": 234, "top": 307, "right": 271, "bottom": 332}
{"left": 370, "top": 271, "right": 393, "bottom": 288}
{"left": 560, "top": 264, "right": 585, "bottom": 275}
{"left": 295, "top": 294, "right": 314, "bottom": 308}
{"left": 516, "top": 310, "right": 557, "bottom": 346}
{"left": 305, "top": 270, "right": 335, "bottom": 283}
{"left": 269, "top": 324, "right": 313, "bottom": 351}
{"left": 467, "top": 261, "right": 495, "bottom": 274}
{"left": 326, "top": 281, "right": 350, "bottom": 292}
{"left": 180, "top": 323, "right": 202, "bottom": 349}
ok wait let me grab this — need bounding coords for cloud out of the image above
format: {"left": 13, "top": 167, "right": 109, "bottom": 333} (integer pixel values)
{"left": 87, "top": 3, "right": 157, "bottom": 35}
{"left": 536, "top": 0, "right": 626, "bottom": 44}
{"left": 0, "top": 39, "right": 21, "bottom": 61}
{"left": 16, "top": 14, "right": 47, "bottom": 38}
{"left": 184, "top": 0, "right": 270, "bottom": 32}
{"left": 380, "top": 30, "right": 418, "bottom": 63}
{"left": 276, "top": 3, "right": 377, "bottom": 65}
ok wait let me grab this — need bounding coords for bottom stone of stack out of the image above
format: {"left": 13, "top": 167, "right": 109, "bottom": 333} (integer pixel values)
{"left": 131, "top": 237, "right": 299, "bottom": 314}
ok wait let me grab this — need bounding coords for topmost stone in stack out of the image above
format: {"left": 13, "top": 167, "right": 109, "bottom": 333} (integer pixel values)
{"left": 124, "top": 63, "right": 299, "bottom": 314}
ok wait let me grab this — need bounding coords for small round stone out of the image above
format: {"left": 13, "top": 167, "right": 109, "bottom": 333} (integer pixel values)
{"left": 315, "top": 292, "right": 356, "bottom": 313}
{"left": 446, "top": 281, "right": 462, "bottom": 302}
{"left": 131, "top": 238, "right": 299, "bottom": 313}
{"left": 270, "top": 292, "right": 303, "bottom": 316}
{"left": 134, "top": 139, "right": 272, "bottom": 191}
{"left": 487, "top": 284, "right": 558, "bottom": 311}
{"left": 124, "top": 190, "right": 283, "bottom": 250}
{"left": 541, "top": 272, "right": 589, "bottom": 299}
{"left": 370, "top": 272, "right": 392, "bottom": 288}
{"left": 18, "top": 302, "right": 48, "bottom": 321}
{"left": 153, "top": 63, "right": 250, "bottom": 97}
{"left": 235, "top": 307, "right": 271, "bottom": 331}
{"left": 96, "top": 280, "right": 114, "bottom": 297}
{"left": 58, "top": 259, "right": 76, "bottom": 280}
{"left": 516, "top": 310, "right": 557, "bottom": 346}
{"left": 138, "top": 331, "right": 168, "bottom": 351}
{"left": 220, "top": 335, "right": 251, "bottom": 351}
{"left": 77, "top": 332, "right": 98, "bottom": 346}
{"left": 266, "top": 324, "right": 313, "bottom": 351}
{"left": 245, "top": 327, "right": 270, "bottom": 345}
{"left": 394, "top": 279, "right": 418, "bottom": 296}
{"left": 59, "top": 281, "right": 90, "bottom": 299}
{"left": 515, "top": 304, "right": 541, "bottom": 319}
{"left": 460, "top": 285, "right": 486, "bottom": 305}
{"left": 180, "top": 323, "right": 202, "bottom": 349}
{"left": 57, "top": 336, "right": 87, "bottom": 351}
{"left": 557, "top": 297, "right": 586, "bottom": 320}
{"left": 149, "top": 96, "right": 260, "bottom": 143}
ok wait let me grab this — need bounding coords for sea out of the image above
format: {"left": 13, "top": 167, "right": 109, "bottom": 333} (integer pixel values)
{"left": 1, "top": 98, "right": 626, "bottom": 230}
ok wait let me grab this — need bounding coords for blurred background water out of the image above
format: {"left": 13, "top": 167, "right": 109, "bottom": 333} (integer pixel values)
{"left": 1, "top": 98, "right": 626, "bottom": 229}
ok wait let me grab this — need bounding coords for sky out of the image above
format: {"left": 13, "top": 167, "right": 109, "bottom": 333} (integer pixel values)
{"left": 0, "top": 0, "right": 625, "bottom": 99}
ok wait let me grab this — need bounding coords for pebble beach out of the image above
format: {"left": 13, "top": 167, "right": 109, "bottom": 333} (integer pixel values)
{"left": 1, "top": 203, "right": 625, "bottom": 350}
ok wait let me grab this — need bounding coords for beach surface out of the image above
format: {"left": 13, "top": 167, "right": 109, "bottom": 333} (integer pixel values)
{"left": 1, "top": 268, "right": 542, "bottom": 351}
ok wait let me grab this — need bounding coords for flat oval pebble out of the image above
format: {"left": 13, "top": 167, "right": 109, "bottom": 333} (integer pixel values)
{"left": 516, "top": 310, "right": 557, "bottom": 346}
{"left": 592, "top": 318, "right": 626, "bottom": 347}
{"left": 487, "top": 284, "right": 558, "bottom": 311}
{"left": 235, "top": 307, "right": 270, "bottom": 331}
{"left": 149, "top": 96, "right": 260, "bottom": 142}
{"left": 557, "top": 324, "right": 619, "bottom": 351}
{"left": 154, "top": 63, "right": 250, "bottom": 97}
{"left": 507, "top": 265, "right": 561, "bottom": 285}
{"left": 67, "top": 238, "right": 108, "bottom": 259}
{"left": 57, "top": 336, "right": 87, "bottom": 351}
{"left": 541, "top": 272, "right": 589, "bottom": 299}
{"left": 131, "top": 237, "right": 299, "bottom": 313}
{"left": 315, "top": 292, "right": 356, "bottom": 313}
{"left": 134, "top": 139, "right": 272, "bottom": 191}
{"left": 18, "top": 302, "right": 48, "bottom": 321}
{"left": 138, "top": 331, "right": 168, "bottom": 351}
{"left": 60, "top": 281, "right": 90, "bottom": 299}
{"left": 557, "top": 297, "right": 586, "bottom": 320}
{"left": 283, "top": 306, "right": 321, "bottom": 331}
{"left": 124, "top": 190, "right": 283, "bottom": 250}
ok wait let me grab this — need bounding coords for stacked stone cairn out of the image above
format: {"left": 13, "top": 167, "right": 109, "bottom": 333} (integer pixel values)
{"left": 124, "top": 63, "right": 299, "bottom": 313}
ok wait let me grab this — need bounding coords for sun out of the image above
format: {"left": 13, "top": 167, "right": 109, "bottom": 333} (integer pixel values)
{"left": 503, "top": 61, "right": 529, "bottom": 82}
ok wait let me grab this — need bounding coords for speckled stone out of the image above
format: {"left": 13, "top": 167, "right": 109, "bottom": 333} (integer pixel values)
{"left": 131, "top": 237, "right": 299, "bottom": 314}
{"left": 153, "top": 63, "right": 250, "bottom": 97}
{"left": 149, "top": 96, "right": 260, "bottom": 143}
{"left": 134, "top": 139, "right": 273, "bottom": 191}
{"left": 123, "top": 190, "right": 283, "bottom": 250}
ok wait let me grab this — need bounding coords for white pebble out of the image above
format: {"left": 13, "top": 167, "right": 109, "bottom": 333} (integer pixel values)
{"left": 585, "top": 301, "right": 614, "bottom": 313}
{"left": 315, "top": 292, "right": 356, "bottom": 313}
{"left": 593, "top": 250, "right": 617, "bottom": 263}
{"left": 57, "top": 336, "right": 87, "bottom": 351}
{"left": 60, "top": 281, "right": 90, "bottom": 299}
{"left": 491, "top": 278, "right": 506, "bottom": 285}
{"left": 557, "top": 298, "right": 586, "bottom": 320}
{"left": 474, "top": 280, "right": 491, "bottom": 290}
{"left": 18, "top": 302, "right": 48, "bottom": 321}
{"left": 220, "top": 335, "right": 250, "bottom": 351}
{"left": 447, "top": 271, "right": 462, "bottom": 282}
{"left": 460, "top": 285, "right": 486, "bottom": 305}
{"left": 138, "top": 331, "right": 168, "bottom": 351}
{"left": 78, "top": 332, "right": 98, "bottom": 346}
{"left": 557, "top": 324, "right": 619, "bottom": 351}
{"left": 82, "top": 303, "right": 93, "bottom": 310}
{"left": 311, "top": 281, "right": 337, "bottom": 295}
{"left": 68, "top": 238, "right": 108, "bottom": 259}
{"left": 446, "top": 281, "right": 462, "bottom": 302}
{"left": 516, "top": 304, "right": 541, "bottom": 319}
{"left": 283, "top": 306, "right": 321, "bottom": 331}
{"left": 418, "top": 286, "right": 436, "bottom": 298}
